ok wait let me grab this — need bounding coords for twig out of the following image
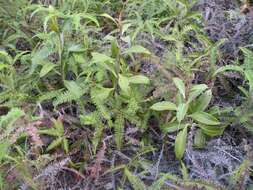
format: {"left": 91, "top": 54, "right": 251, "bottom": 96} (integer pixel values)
{"left": 62, "top": 166, "right": 86, "bottom": 181}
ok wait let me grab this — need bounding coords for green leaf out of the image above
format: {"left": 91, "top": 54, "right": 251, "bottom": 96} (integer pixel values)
{"left": 181, "top": 161, "right": 189, "bottom": 180}
{"left": 63, "top": 138, "right": 69, "bottom": 153}
{"left": 0, "top": 63, "right": 8, "bottom": 71}
{"left": 118, "top": 74, "right": 130, "bottom": 95}
{"left": 91, "top": 86, "right": 113, "bottom": 102}
{"left": 124, "top": 168, "right": 146, "bottom": 190}
{"left": 122, "top": 23, "right": 132, "bottom": 35}
{"left": 91, "top": 52, "right": 116, "bottom": 76}
{"left": 150, "top": 101, "right": 177, "bottom": 111}
{"left": 233, "top": 160, "right": 250, "bottom": 184}
{"left": 175, "top": 126, "right": 188, "bottom": 160}
{"left": 176, "top": 103, "right": 188, "bottom": 123}
{"left": 197, "top": 89, "right": 212, "bottom": 111}
{"left": 244, "top": 70, "right": 253, "bottom": 91}
{"left": 0, "top": 108, "right": 25, "bottom": 128}
{"left": 190, "top": 112, "right": 220, "bottom": 125}
{"left": 129, "top": 75, "right": 150, "bottom": 84}
{"left": 63, "top": 80, "right": 83, "bottom": 98}
{"left": 92, "top": 124, "right": 104, "bottom": 153}
{"left": 188, "top": 84, "right": 208, "bottom": 102}
{"left": 148, "top": 173, "right": 178, "bottom": 190}
{"left": 52, "top": 119, "right": 64, "bottom": 135}
{"left": 39, "top": 128, "right": 59, "bottom": 137}
{"left": 193, "top": 129, "right": 206, "bottom": 148}
{"left": 0, "top": 141, "right": 9, "bottom": 162}
{"left": 91, "top": 52, "right": 114, "bottom": 63}
{"left": 100, "top": 13, "right": 118, "bottom": 25}
{"left": 46, "top": 138, "right": 62, "bottom": 151}
{"left": 40, "top": 62, "right": 56, "bottom": 77}
{"left": 114, "top": 114, "right": 124, "bottom": 150}
{"left": 173, "top": 77, "right": 185, "bottom": 99}
{"left": 124, "top": 45, "right": 151, "bottom": 55}
{"left": 68, "top": 44, "right": 85, "bottom": 52}
{"left": 80, "top": 113, "right": 97, "bottom": 125}
{"left": 161, "top": 122, "right": 185, "bottom": 133}
{"left": 192, "top": 89, "right": 212, "bottom": 112}
{"left": 212, "top": 65, "right": 244, "bottom": 77}
{"left": 199, "top": 125, "right": 226, "bottom": 137}
{"left": 111, "top": 39, "right": 120, "bottom": 58}
{"left": 80, "top": 13, "right": 99, "bottom": 27}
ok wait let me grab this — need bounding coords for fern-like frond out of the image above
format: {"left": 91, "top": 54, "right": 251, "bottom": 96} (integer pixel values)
{"left": 114, "top": 113, "right": 124, "bottom": 150}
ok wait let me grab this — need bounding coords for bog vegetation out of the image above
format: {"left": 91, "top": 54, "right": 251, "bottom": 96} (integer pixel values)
{"left": 0, "top": 0, "right": 253, "bottom": 189}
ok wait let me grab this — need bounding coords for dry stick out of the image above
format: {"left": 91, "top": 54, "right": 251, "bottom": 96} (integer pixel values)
{"left": 154, "top": 144, "right": 164, "bottom": 179}
{"left": 186, "top": 126, "right": 210, "bottom": 179}
{"left": 62, "top": 166, "right": 86, "bottom": 181}
{"left": 164, "top": 181, "right": 188, "bottom": 190}
{"left": 20, "top": 157, "right": 71, "bottom": 190}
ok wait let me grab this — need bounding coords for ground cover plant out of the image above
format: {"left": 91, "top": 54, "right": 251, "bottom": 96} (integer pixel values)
{"left": 0, "top": 0, "right": 253, "bottom": 189}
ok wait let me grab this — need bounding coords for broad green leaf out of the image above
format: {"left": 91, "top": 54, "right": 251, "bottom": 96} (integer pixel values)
{"left": 244, "top": 70, "right": 253, "bottom": 91}
{"left": 111, "top": 39, "right": 120, "bottom": 58}
{"left": 118, "top": 74, "right": 130, "bottom": 95}
{"left": 40, "top": 62, "right": 56, "bottom": 77}
{"left": 161, "top": 122, "right": 185, "bottom": 133}
{"left": 123, "top": 45, "right": 151, "bottom": 55}
{"left": 173, "top": 77, "right": 185, "bottom": 99}
{"left": 193, "top": 129, "right": 206, "bottom": 148}
{"left": 188, "top": 84, "right": 208, "bottom": 102}
{"left": 150, "top": 101, "right": 177, "bottom": 111}
{"left": 192, "top": 89, "right": 212, "bottom": 112}
{"left": 129, "top": 75, "right": 150, "bottom": 84}
{"left": 91, "top": 52, "right": 114, "bottom": 63}
{"left": 176, "top": 92, "right": 184, "bottom": 105}
{"left": 199, "top": 125, "right": 226, "bottom": 137}
{"left": 91, "top": 87, "right": 113, "bottom": 102}
{"left": 197, "top": 89, "right": 212, "bottom": 111}
{"left": 175, "top": 126, "right": 188, "bottom": 160}
{"left": 91, "top": 52, "right": 116, "bottom": 77}
{"left": 176, "top": 103, "right": 188, "bottom": 123}
{"left": 190, "top": 112, "right": 220, "bottom": 125}
{"left": 124, "top": 168, "right": 146, "bottom": 190}
{"left": 68, "top": 44, "right": 85, "bottom": 52}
